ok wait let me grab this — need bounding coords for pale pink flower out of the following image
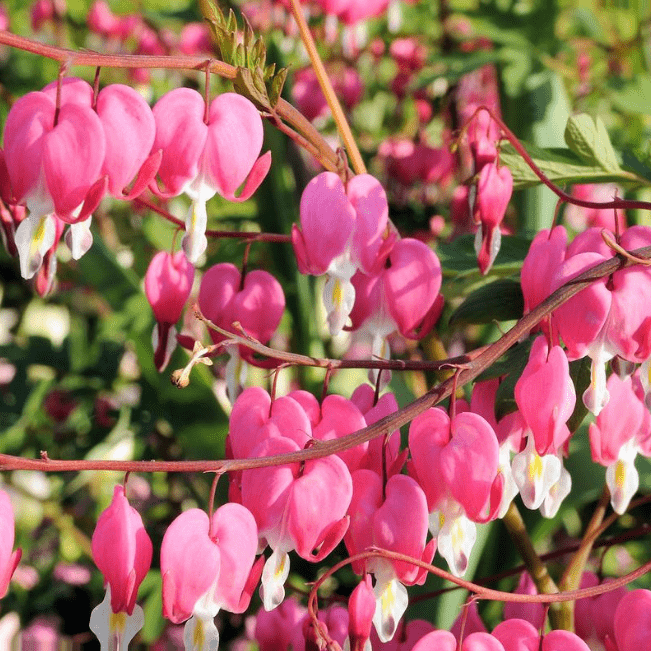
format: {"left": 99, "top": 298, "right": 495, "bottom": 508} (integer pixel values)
{"left": 151, "top": 89, "right": 271, "bottom": 262}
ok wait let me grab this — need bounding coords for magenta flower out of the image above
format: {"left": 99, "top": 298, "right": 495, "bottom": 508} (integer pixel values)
{"left": 239, "top": 436, "right": 352, "bottom": 611}
{"left": 349, "top": 238, "right": 443, "bottom": 379}
{"left": 345, "top": 471, "right": 435, "bottom": 642}
{"left": 613, "top": 589, "right": 651, "bottom": 651}
{"left": 348, "top": 576, "right": 376, "bottom": 651}
{"left": 589, "top": 372, "right": 647, "bottom": 513}
{"left": 512, "top": 336, "right": 575, "bottom": 515}
{"left": 520, "top": 226, "right": 567, "bottom": 341}
{"left": 90, "top": 485, "right": 153, "bottom": 649}
{"left": 228, "top": 387, "right": 312, "bottom": 462}
{"left": 3, "top": 84, "right": 106, "bottom": 278}
{"left": 198, "top": 263, "right": 285, "bottom": 400}
{"left": 472, "top": 162, "right": 513, "bottom": 275}
{"left": 552, "top": 226, "right": 651, "bottom": 414}
{"left": 151, "top": 89, "right": 271, "bottom": 263}
{"left": 411, "top": 630, "right": 457, "bottom": 651}
{"left": 145, "top": 250, "right": 195, "bottom": 371}
{"left": 350, "top": 384, "right": 405, "bottom": 477}
{"left": 161, "top": 504, "right": 261, "bottom": 650}
{"left": 408, "top": 408, "right": 499, "bottom": 576}
{"left": 574, "top": 571, "right": 627, "bottom": 649}
{"left": 292, "top": 172, "right": 390, "bottom": 335}
{"left": 0, "top": 489, "right": 21, "bottom": 600}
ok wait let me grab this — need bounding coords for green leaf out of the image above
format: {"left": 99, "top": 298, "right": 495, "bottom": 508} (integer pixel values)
{"left": 564, "top": 114, "right": 621, "bottom": 173}
{"left": 438, "top": 234, "right": 532, "bottom": 277}
{"left": 448, "top": 279, "right": 524, "bottom": 326}
{"left": 76, "top": 238, "right": 140, "bottom": 311}
{"left": 234, "top": 67, "right": 271, "bottom": 112}
{"left": 622, "top": 148, "right": 651, "bottom": 184}
{"left": 269, "top": 67, "right": 288, "bottom": 107}
{"left": 609, "top": 75, "right": 651, "bottom": 115}
{"left": 499, "top": 142, "right": 635, "bottom": 190}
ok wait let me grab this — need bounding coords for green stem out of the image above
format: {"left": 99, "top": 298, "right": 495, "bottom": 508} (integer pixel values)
{"left": 557, "top": 485, "right": 610, "bottom": 630}
{"left": 502, "top": 502, "right": 562, "bottom": 627}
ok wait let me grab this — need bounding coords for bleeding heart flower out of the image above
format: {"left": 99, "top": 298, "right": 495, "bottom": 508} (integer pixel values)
{"left": 408, "top": 408, "right": 500, "bottom": 576}
{"left": 198, "top": 263, "right": 285, "bottom": 401}
{"left": 240, "top": 436, "right": 352, "bottom": 611}
{"left": 3, "top": 85, "right": 107, "bottom": 278}
{"left": 161, "top": 504, "right": 262, "bottom": 651}
{"left": 345, "top": 471, "right": 435, "bottom": 642}
{"left": 292, "top": 172, "right": 390, "bottom": 335}
{"left": 0, "top": 489, "right": 21, "bottom": 601}
{"left": 151, "top": 89, "right": 271, "bottom": 263}
{"left": 145, "top": 250, "right": 195, "bottom": 371}
{"left": 472, "top": 162, "right": 513, "bottom": 275}
{"left": 89, "top": 485, "right": 152, "bottom": 650}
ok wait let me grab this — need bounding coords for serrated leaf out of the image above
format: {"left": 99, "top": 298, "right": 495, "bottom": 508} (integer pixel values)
{"left": 234, "top": 68, "right": 271, "bottom": 112}
{"left": 564, "top": 114, "right": 621, "bottom": 173}
{"left": 449, "top": 279, "right": 524, "bottom": 326}
{"left": 198, "top": 0, "right": 220, "bottom": 25}
{"left": 499, "top": 142, "right": 634, "bottom": 190}
{"left": 264, "top": 62, "right": 276, "bottom": 81}
{"left": 269, "top": 67, "right": 288, "bottom": 107}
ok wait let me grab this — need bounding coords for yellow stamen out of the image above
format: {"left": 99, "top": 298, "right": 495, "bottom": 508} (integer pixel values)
{"left": 615, "top": 460, "right": 626, "bottom": 489}
{"left": 528, "top": 454, "right": 543, "bottom": 481}
{"left": 110, "top": 612, "right": 126, "bottom": 635}
{"left": 193, "top": 619, "right": 205, "bottom": 648}
{"left": 275, "top": 554, "right": 286, "bottom": 579}
{"left": 331, "top": 279, "right": 342, "bottom": 307}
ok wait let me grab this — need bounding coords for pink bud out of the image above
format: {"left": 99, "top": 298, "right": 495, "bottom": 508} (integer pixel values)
{"left": 0, "top": 489, "right": 21, "bottom": 600}
{"left": 145, "top": 251, "right": 194, "bottom": 325}
{"left": 91, "top": 485, "right": 152, "bottom": 615}
{"left": 349, "top": 576, "right": 375, "bottom": 651}
{"left": 514, "top": 336, "right": 575, "bottom": 456}
{"left": 473, "top": 163, "right": 513, "bottom": 275}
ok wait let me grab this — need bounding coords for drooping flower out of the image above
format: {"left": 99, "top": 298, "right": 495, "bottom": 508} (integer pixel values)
{"left": 408, "top": 408, "right": 500, "bottom": 577}
{"left": 345, "top": 471, "right": 435, "bottom": 642}
{"left": 511, "top": 336, "right": 575, "bottom": 515}
{"left": 552, "top": 226, "right": 651, "bottom": 415}
{"left": 472, "top": 162, "right": 513, "bottom": 275}
{"left": 198, "top": 263, "right": 284, "bottom": 400}
{"left": 151, "top": 89, "right": 271, "bottom": 263}
{"left": 145, "top": 250, "right": 195, "bottom": 371}
{"left": 239, "top": 436, "right": 352, "bottom": 611}
{"left": 161, "top": 504, "right": 262, "bottom": 651}
{"left": 292, "top": 172, "right": 391, "bottom": 335}
{"left": 589, "top": 372, "right": 649, "bottom": 514}
{"left": 0, "top": 489, "right": 21, "bottom": 601}
{"left": 3, "top": 84, "right": 107, "bottom": 278}
{"left": 90, "top": 485, "right": 153, "bottom": 650}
